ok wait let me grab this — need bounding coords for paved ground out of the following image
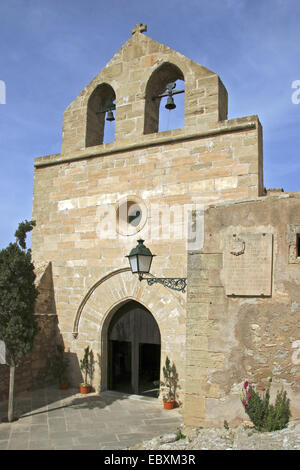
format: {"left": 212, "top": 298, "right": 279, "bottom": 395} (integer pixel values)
{"left": 0, "top": 385, "right": 183, "bottom": 450}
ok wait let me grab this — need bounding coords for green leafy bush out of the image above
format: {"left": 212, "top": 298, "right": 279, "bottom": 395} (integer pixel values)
{"left": 176, "top": 427, "right": 186, "bottom": 440}
{"left": 241, "top": 377, "right": 291, "bottom": 432}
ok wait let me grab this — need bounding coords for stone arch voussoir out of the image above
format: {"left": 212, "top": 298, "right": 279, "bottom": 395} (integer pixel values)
{"left": 73, "top": 268, "right": 186, "bottom": 342}
{"left": 72, "top": 268, "right": 186, "bottom": 393}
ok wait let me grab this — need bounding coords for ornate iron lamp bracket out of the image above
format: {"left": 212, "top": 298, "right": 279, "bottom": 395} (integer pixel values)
{"left": 139, "top": 274, "right": 187, "bottom": 293}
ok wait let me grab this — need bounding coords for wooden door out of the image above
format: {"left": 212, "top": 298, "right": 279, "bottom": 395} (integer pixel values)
{"left": 108, "top": 301, "right": 160, "bottom": 395}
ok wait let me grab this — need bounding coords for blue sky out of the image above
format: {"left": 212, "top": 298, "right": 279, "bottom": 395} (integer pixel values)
{"left": 0, "top": 0, "right": 299, "bottom": 248}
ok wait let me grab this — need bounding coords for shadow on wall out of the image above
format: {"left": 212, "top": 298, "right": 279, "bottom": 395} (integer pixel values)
{"left": 34, "top": 262, "right": 56, "bottom": 315}
{"left": 66, "top": 351, "right": 85, "bottom": 389}
{"left": 0, "top": 262, "right": 71, "bottom": 401}
{"left": 0, "top": 314, "right": 60, "bottom": 402}
{"left": 0, "top": 262, "right": 97, "bottom": 406}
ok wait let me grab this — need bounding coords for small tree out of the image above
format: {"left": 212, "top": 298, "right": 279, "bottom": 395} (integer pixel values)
{"left": 80, "top": 346, "right": 94, "bottom": 386}
{"left": 160, "top": 356, "right": 179, "bottom": 403}
{"left": 0, "top": 220, "right": 39, "bottom": 422}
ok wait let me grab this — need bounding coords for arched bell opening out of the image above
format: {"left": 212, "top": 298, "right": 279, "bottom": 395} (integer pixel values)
{"left": 105, "top": 300, "right": 161, "bottom": 397}
{"left": 86, "top": 83, "right": 116, "bottom": 147}
{"left": 144, "top": 62, "right": 185, "bottom": 135}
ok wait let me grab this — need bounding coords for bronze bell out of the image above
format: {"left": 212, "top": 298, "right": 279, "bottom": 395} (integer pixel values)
{"left": 165, "top": 96, "right": 176, "bottom": 110}
{"left": 106, "top": 109, "right": 115, "bottom": 121}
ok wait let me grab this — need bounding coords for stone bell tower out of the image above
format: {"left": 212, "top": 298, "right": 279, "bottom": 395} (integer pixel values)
{"left": 61, "top": 23, "right": 230, "bottom": 154}
{"left": 32, "top": 25, "right": 264, "bottom": 424}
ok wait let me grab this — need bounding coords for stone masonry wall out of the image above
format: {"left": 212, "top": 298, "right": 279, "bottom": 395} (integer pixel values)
{"left": 0, "top": 314, "right": 59, "bottom": 402}
{"left": 32, "top": 116, "right": 262, "bottom": 395}
{"left": 185, "top": 194, "right": 300, "bottom": 427}
{"left": 31, "top": 31, "right": 264, "bottom": 400}
{"left": 61, "top": 32, "right": 228, "bottom": 153}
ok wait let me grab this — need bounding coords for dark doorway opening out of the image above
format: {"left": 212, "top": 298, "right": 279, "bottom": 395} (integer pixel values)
{"left": 107, "top": 301, "right": 161, "bottom": 397}
{"left": 139, "top": 343, "right": 161, "bottom": 397}
{"left": 110, "top": 340, "right": 132, "bottom": 394}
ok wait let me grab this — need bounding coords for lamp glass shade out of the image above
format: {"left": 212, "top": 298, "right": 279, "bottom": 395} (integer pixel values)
{"left": 128, "top": 254, "right": 138, "bottom": 274}
{"left": 126, "top": 239, "right": 155, "bottom": 276}
{"left": 138, "top": 254, "right": 153, "bottom": 274}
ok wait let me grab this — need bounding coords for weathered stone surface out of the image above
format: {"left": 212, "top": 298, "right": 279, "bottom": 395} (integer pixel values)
{"left": 21, "top": 28, "right": 299, "bottom": 432}
{"left": 130, "top": 422, "right": 300, "bottom": 450}
{"left": 30, "top": 30, "right": 264, "bottom": 409}
{"left": 0, "top": 315, "right": 59, "bottom": 401}
{"left": 224, "top": 232, "right": 273, "bottom": 296}
{"left": 186, "top": 195, "right": 300, "bottom": 427}
{"left": 159, "top": 433, "right": 178, "bottom": 443}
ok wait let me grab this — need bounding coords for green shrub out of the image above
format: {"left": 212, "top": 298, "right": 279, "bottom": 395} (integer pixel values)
{"left": 241, "top": 378, "right": 291, "bottom": 432}
{"left": 176, "top": 428, "right": 186, "bottom": 440}
{"left": 160, "top": 356, "right": 179, "bottom": 402}
{"left": 80, "top": 346, "right": 95, "bottom": 386}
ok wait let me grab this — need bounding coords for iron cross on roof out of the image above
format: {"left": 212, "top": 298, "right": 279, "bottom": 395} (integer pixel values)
{"left": 132, "top": 23, "right": 147, "bottom": 35}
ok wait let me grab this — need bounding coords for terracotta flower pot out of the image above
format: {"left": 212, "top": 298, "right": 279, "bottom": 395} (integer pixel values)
{"left": 80, "top": 384, "right": 92, "bottom": 394}
{"left": 163, "top": 400, "right": 175, "bottom": 410}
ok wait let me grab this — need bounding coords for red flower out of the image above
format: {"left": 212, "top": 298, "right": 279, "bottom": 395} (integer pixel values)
{"left": 245, "top": 404, "right": 250, "bottom": 409}
{"left": 242, "top": 399, "right": 246, "bottom": 406}
{"left": 247, "top": 392, "right": 252, "bottom": 399}
{"left": 243, "top": 381, "right": 249, "bottom": 389}
{"left": 261, "top": 388, "right": 265, "bottom": 392}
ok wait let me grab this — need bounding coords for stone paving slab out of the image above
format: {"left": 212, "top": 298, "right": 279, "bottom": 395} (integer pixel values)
{"left": 0, "top": 385, "right": 183, "bottom": 450}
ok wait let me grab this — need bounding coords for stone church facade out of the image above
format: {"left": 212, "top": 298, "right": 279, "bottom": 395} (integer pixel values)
{"left": 27, "top": 25, "right": 299, "bottom": 426}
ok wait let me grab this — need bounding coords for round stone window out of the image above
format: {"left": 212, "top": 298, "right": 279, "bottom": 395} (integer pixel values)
{"left": 116, "top": 197, "right": 147, "bottom": 236}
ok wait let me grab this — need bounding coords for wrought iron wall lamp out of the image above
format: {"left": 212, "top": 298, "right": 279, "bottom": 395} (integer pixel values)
{"left": 126, "top": 239, "right": 187, "bottom": 293}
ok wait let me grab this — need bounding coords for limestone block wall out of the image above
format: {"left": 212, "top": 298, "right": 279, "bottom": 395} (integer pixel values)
{"left": 185, "top": 194, "right": 300, "bottom": 427}
{"left": 32, "top": 114, "right": 263, "bottom": 393}
{"left": 0, "top": 314, "right": 59, "bottom": 402}
{"left": 66, "top": 268, "right": 186, "bottom": 399}
{"left": 61, "top": 32, "right": 228, "bottom": 153}
{"left": 31, "top": 29, "right": 266, "bottom": 402}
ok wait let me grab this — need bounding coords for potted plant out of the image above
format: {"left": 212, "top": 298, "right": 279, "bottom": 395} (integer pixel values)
{"left": 79, "top": 346, "right": 94, "bottom": 394}
{"left": 160, "top": 356, "right": 179, "bottom": 410}
{"left": 51, "top": 344, "right": 69, "bottom": 389}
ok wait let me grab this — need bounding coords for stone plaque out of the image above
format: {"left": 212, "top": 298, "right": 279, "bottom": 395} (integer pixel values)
{"left": 0, "top": 340, "right": 6, "bottom": 364}
{"left": 224, "top": 233, "right": 273, "bottom": 296}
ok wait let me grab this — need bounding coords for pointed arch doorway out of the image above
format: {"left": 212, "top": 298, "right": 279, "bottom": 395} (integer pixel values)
{"left": 107, "top": 300, "right": 161, "bottom": 397}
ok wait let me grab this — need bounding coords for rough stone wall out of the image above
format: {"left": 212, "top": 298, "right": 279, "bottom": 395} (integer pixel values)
{"left": 68, "top": 269, "right": 187, "bottom": 398}
{"left": 61, "top": 32, "right": 228, "bottom": 153}
{"left": 31, "top": 31, "right": 264, "bottom": 398}
{"left": 185, "top": 194, "right": 300, "bottom": 427}
{"left": 34, "top": 262, "right": 56, "bottom": 314}
{"left": 0, "top": 314, "right": 59, "bottom": 402}
{"left": 32, "top": 117, "right": 262, "bottom": 393}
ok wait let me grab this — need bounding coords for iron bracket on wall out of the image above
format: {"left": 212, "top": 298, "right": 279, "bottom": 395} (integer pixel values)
{"left": 152, "top": 81, "right": 185, "bottom": 101}
{"left": 139, "top": 274, "right": 187, "bottom": 293}
{"left": 96, "top": 102, "right": 116, "bottom": 115}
